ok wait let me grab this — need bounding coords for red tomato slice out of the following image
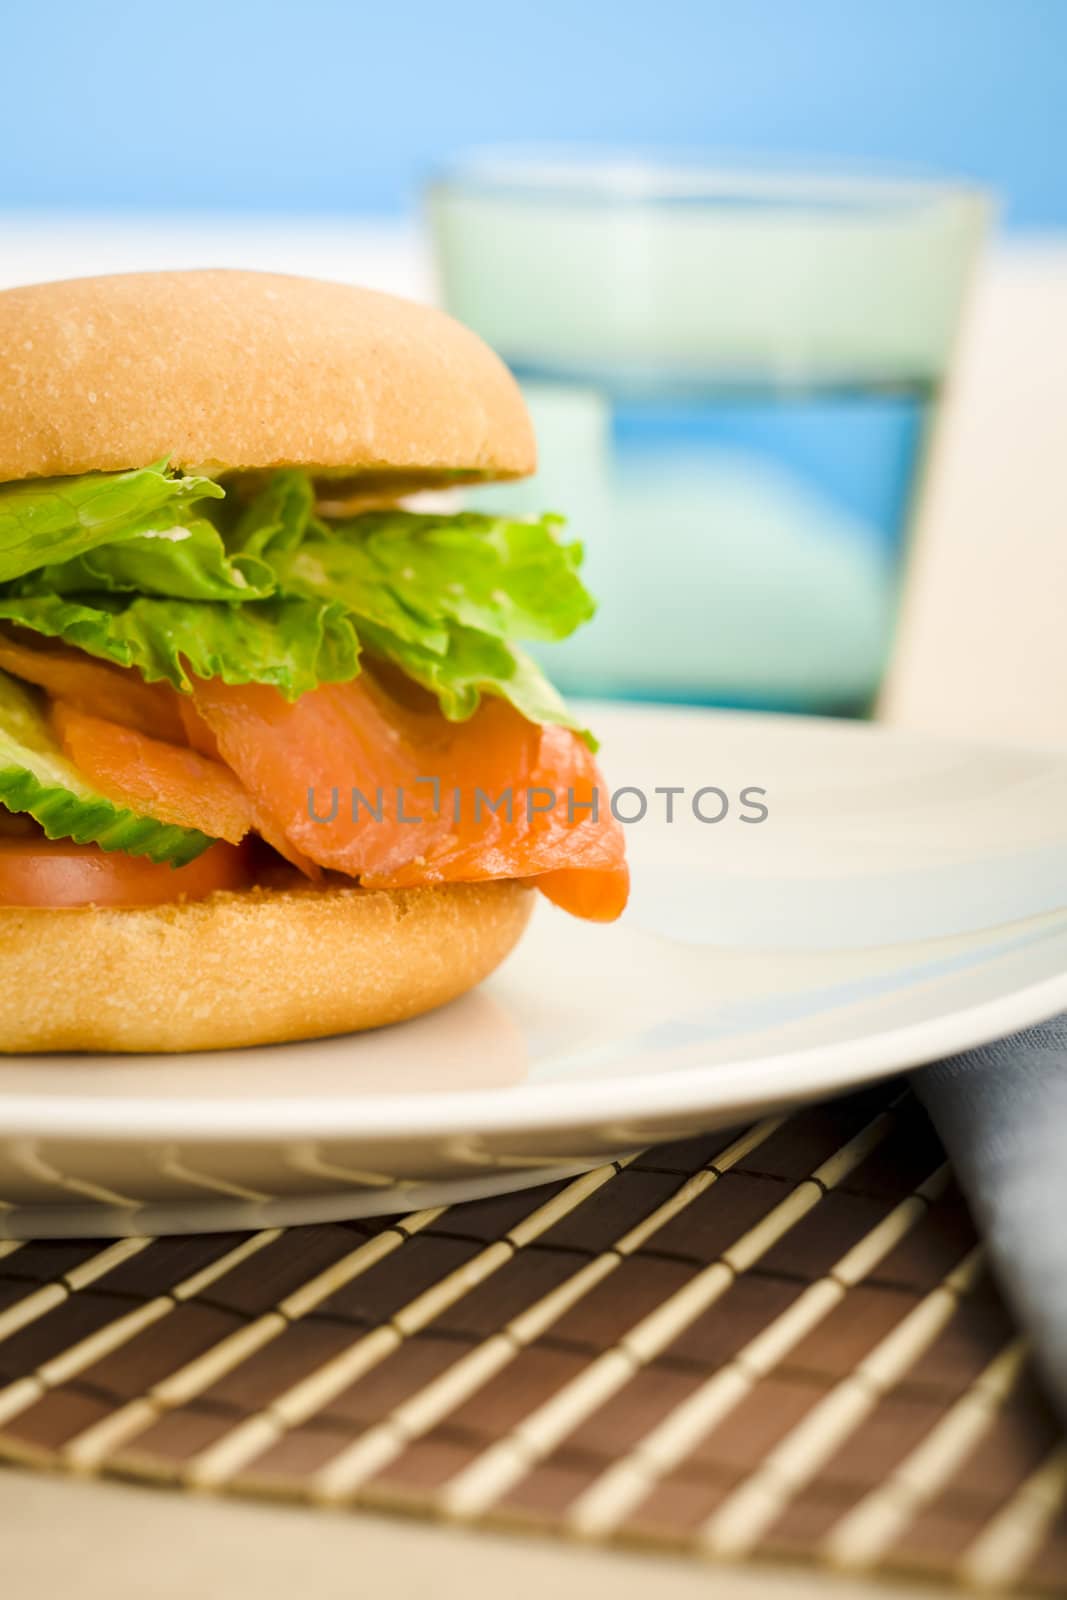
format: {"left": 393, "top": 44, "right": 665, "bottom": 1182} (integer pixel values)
{"left": 0, "top": 836, "right": 255, "bottom": 908}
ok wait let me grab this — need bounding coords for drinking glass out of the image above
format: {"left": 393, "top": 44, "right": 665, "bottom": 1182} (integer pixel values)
{"left": 428, "top": 150, "right": 987, "bottom": 715}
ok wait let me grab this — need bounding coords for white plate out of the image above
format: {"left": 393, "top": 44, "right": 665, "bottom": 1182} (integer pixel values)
{"left": 2, "top": 704, "right": 1066, "bottom": 1238}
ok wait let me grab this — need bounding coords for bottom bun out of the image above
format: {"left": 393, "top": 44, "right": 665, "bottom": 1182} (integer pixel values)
{"left": 0, "top": 879, "right": 534, "bottom": 1054}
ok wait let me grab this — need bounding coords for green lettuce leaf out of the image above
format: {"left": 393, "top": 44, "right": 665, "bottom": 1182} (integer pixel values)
{"left": 359, "top": 621, "right": 596, "bottom": 749}
{"left": 0, "top": 466, "right": 595, "bottom": 742}
{"left": 229, "top": 469, "right": 316, "bottom": 558}
{"left": 0, "top": 592, "right": 359, "bottom": 698}
{"left": 0, "top": 464, "right": 223, "bottom": 584}
{"left": 279, "top": 508, "right": 595, "bottom": 645}
{"left": 272, "top": 540, "right": 450, "bottom": 652}
{"left": 14, "top": 515, "right": 274, "bottom": 601}
{"left": 0, "top": 668, "right": 212, "bottom": 864}
{"left": 262, "top": 500, "right": 596, "bottom": 741}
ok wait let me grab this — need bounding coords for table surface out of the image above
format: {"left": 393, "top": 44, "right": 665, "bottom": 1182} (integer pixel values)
{"left": 0, "top": 217, "right": 1064, "bottom": 1599}
{"left": 3, "top": 1469, "right": 960, "bottom": 1600}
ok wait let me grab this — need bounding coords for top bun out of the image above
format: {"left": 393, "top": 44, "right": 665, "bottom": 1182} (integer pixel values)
{"left": 0, "top": 269, "right": 535, "bottom": 489}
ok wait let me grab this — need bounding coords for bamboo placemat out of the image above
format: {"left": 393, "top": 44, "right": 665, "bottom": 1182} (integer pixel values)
{"left": 0, "top": 1080, "right": 1063, "bottom": 1594}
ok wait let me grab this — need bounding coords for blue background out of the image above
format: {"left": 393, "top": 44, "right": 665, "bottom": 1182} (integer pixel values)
{"left": 3, "top": 0, "right": 1063, "bottom": 226}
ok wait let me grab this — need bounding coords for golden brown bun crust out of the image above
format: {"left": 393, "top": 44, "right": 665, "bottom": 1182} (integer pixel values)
{"left": 0, "top": 270, "right": 535, "bottom": 487}
{"left": 0, "top": 879, "right": 533, "bottom": 1054}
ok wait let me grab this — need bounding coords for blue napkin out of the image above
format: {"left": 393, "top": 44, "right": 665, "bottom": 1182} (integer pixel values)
{"left": 913, "top": 1013, "right": 1067, "bottom": 1423}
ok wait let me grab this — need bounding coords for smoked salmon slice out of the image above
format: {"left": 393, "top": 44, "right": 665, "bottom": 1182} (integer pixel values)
{"left": 50, "top": 699, "right": 320, "bottom": 878}
{"left": 535, "top": 864, "right": 630, "bottom": 924}
{"left": 51, "top": 702, "right": 256, "bottom": 846}
{"left": 175, "top": 695, "right": 222, "bottom": 759}
{"left": 6, "top": 657, "right": 625, "bottom": 915}
{"left": 189, "top": 671, "right": 629, "bottom": 920}
{"left": 0, "top": 632, "right": 187, "bottom": 744}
